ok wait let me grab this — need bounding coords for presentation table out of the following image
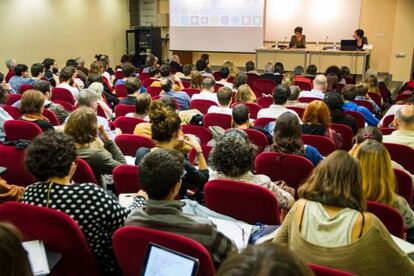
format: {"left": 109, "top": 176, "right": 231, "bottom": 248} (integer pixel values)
{"left": 256, "top": 47, "right": 371, "bottom": 76}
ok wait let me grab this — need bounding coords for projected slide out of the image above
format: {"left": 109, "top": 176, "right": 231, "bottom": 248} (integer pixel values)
{"left": 170, "top": 0, "right": 264, "bottom": 27}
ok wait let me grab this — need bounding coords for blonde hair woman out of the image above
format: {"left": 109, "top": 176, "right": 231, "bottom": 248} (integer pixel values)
{"left": 352, "top": 139, "right": 414, "bottom": 229}
{"left": 235, "top": 84, "right": 256, "bottom": 103}
{"left": 88, "top": 82, "right": 113, "bottom": 119}
{"left": 223, "top": 60, "right": 239, "bottom": 78}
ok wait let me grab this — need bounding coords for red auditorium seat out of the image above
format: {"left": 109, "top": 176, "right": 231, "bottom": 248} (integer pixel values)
{"left": 254, "top": 117, "right": 275, "bottom": 128}
{"left": 294, "top": 80, "right": 312, "bottom": 91}
{"left": 146, "top": 86, "right": 162, "bottom": 97}
{"left": 72, "top": 158, "right": 98, "bottom": 185}
{"left": 252, "top": 79, "right": 276, "bottom": 98}
{"left": 244, "top": 102, "right": 262, "bottom": 119}
{"left": 4, "top": 120, "right": 42, "bottom": 141}
{"left": 52, "top": 100, "right": 75, "bottom": 112}
{"left": 190, "top": 99, "right": 218, "bottom": 114}
{"left": 0, "top": 202, "right": 99, "bottom": 276}
{"left": 298, "top": 97, "right": 320, "bottom": 103}
{"left": 203, "top": 113, "right": 232, "bottom": 129}
{"left": 19, "top": 84, "right": 33, "bottom": 93}
{"left": 115, "top": 134, "right": 156, "bottom": 156}
{"left": 308, "top": 263, "right": 356, "bottom": 276}
{"left": 114, "top": 104, "right": 135, "bottom": 117}
{"left": 113, "top": 116, "right": 145, "bottom": 134}
{"left": 115, "top": 84, "right": 128, "bottom": 98}
{"left": 181, "top": 125, "right": 212, "bottom": 145}
{"left": 51, "top": 87, "right": 75, "bottom": 104}
{"left": 5, "top": 93, "right": 22, "bottom": 106}
{"left": 2, "top": 105, "right": 21, "bottom": 119}
{"left": 182, "top": 88, "right": 201, "bottom": 98}
{"left": 366, "top": 201, "right": 405, "bottom": 239}
{"left": 113, "top": 164, "right": 139, "bottom": 194}
{"left": 287, "top": 106, "right": 305, "bottom": 119}
{"left": 394, "top": 168, "right": 413, "bottom": 205}
{"left": 255, "top": 152, "right": 313, "bottom": 196}
{"left": 368, "top": 92, "right": 382, "bottom": 107}
{"left": 257, "top": 96, "right": 273, "bottom": 108}
{"left": 344, "top": 110, "right": 365, "bottom": 129}
{"left": 330, "top": 123, "right": 353, "bottom": 151}
{"left": 188, "top": 145, "right": 213, "bottom": 165}
{"left": 204, "top": 179, "right": 281, "bottom": 225}
{"left": 353, "top": 100, "right": 375, "bottom": 113}
{"left": 301, "top": 134, "right": 336, "bottom": 156}
{"left": 382, "top": 114, "right": 394, "bottom": 128}
{"left": 43, "top": 108, "right": 60, "bottom": 126}
{"left": 0, "top": 144, "right": 36, "bottom": 187}
{"left": 113, "top": 226, "right": 215, "bottom": 276}
{"left": 384, "top": 143, "right": 414, "bottom": 174}
{"left": 243, "top": 128, "right": 268, "bottom": 153}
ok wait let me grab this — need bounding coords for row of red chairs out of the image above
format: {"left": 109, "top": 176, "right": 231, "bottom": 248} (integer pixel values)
{"left": 0, "top": 201, "right": 360, "bottom": 276}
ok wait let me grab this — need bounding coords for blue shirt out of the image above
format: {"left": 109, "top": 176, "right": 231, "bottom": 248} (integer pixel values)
{"left": 164, "top": 90, "right": 190, "bottom": 110}
{"left": 114, "top": 79, "right": 147, "bottom": 93}
{"left": 342, "top": 101, "right": 379, "bottom": 126}
{"left": 304, "top": 145, "right": 324, "bottom": 166}
{"left": 8, "top": 76, "right": 34, "bottom": 94}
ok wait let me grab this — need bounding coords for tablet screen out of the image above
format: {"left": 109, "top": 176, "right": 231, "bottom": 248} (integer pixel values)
{"left": 142, "top": 243, "right": 199, "bottom": 276}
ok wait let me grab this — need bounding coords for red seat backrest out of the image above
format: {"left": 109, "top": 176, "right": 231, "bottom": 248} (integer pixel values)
{"left": 181, "top": 125, "right": 212, "bottom": 145}
{"left": 52, "top": 100, "right": 75, "bottom": 112}
{"left": 367, "top": 92, "right": 382, "bottom": 106}
{"left": 382, "top": 114, "right": 395, "bottom": 128}
{"left": 19, "top": 84, "right": 34, "bottom": 93}
{"left": 254, "top": 117, "right": 275, "bottom": 128}
{"left": 212, "top": 71, "right": 222, "bottom": 81}
{"left": 247, "top": 73, "right": 260, "bottom": 87}
{"left": 255, "top": 152, "right": 314, "bottom": 197}
{"left": 294, "top": 80, "right": 313, "bottom": 91}
{"left": 141, "top": 78, "right": 156, "bottom": 87}
{"left": 394, "top": 168, "right": 413, "bottom": 205}
{"left": 243, "top": 128, "right": 268, "bottom": 153}
{"left": 353, "top": 100, "right": 374, "bottom": 113}
{"left": 244, "top": 102, "right": 262, "bottom": 119}
{"left": 190, "top": 99, "right": 218, "bottom": 114}
{"left": 114, "top": 134, "right": 156, "bottom": 156}
{"left": 257, "top": 97, "right": 273, "bottom": 108}
{"left": 308, "top": 263, "right": 356, "bottom": 276}
{"left": 146, "top": 86, "right": 162, "bottom": 97}
{"left": 0, "top": 202, "right": 99, "bottom": 276}
{"left": 5, "top": 93, "right": 22, "bottom": 106}
{"left": 203, "top": 113, "right": 232, "bottom": 129}
{"left": 114, "top": 116, "right": 145, "bottom": 134}
{"left": 384, "top": 143, "right": 414, "bottom": 174}
{"left": 43, "top": 108, "right": 60, "bottom": 126}
{"left": 188, "top": 145, "right": 213, "bottom": 165}
{"left": 114, "top": 104, "right": 135, "bottom": 117}
{"left": 344, "top": 110, "right": 365, "bottom": 129}
{"left": 366, "top": 200, "right": 405, "bottom": 239}
{"left": 182, "top": 88, "right": 201, "bottom": 98}
{"left": 301, "top": 134, "right": 336, "bottom": 156}
{"left": 0, "top": 144, "right": 36, "bottom": 187}
{"left": 2, "top": 105, "right": 21, "bottom": 119}
{"left": 115, "top": 84, "right": 128, "bottom": 98}
{"left": 51, "top": 87, "right": 75, "bottom": 104}
{"left": 4, "top": 120, "right": 43, "bottom": 141}
{"left": 380, "top": 127, "right": 396, "bottom": 135}
{"left": 252, "top": 79, "right": 276, "bottom": 98}
{"left": 298, "top": 97, "right": 321, "bottom": 103}
{"left": 72, "top": 158, "right": 98, "bottom": 185}
{"left": 329, "top": 123, "right": 353, "bottom": 151}
{"left": 113, "top": 226, "right": 215, "bottom": 276}
{"left": 113, "top": 165, "right": 140, "bottom": 194}
{"left": 204, "top": 179, "right": 281, "bottom": 225}
{"left": 287, "top": 106, "right": 305, "bottom": 120}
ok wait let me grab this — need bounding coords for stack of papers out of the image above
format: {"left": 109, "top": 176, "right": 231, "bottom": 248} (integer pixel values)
{"left": 391, "top": 235, "right": 414, "bottom": 260}
{"left": 119, "top": 193, "right": 137, "bottom": 208}
{"left": 209, "top": 217, "right": 252, "bottom": 250}
{"left": 22, "top": 240, "right": 50, "bottom": 275}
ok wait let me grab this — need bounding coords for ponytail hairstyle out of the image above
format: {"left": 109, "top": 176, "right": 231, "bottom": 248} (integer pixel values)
{"left": 149, "top": 100, "right": 181, "bottom": 142}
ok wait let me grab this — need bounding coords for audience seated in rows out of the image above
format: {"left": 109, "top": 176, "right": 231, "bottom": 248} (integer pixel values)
{"left": 216, "top": 67, "right": 233, "bottom": 89}
{"left": 191, "top": 77, "right": 218, "bottom": 104}
{"left": 169, "top": 54, "right": 183, "bottom": 73}
{"left": 56, "top": 66, "right": 80, "bottom": 99}
{"left": 196, "top": 59, "right": 214, "bottom": 79}
{"left": 125, "top": 93, "right": 151, "bottom": 121}
{"left": 232, "top": 104, "right": 273, "bottom": 144}
{"left": 273, "top": 151, "right": 414, "bottom": 275}
{"left": 260, "top": 62, "right": 282, "bottom": 85}
{"left": 126, "top": 148, "right": 236, "bottom": 267}
{"left": 352, "top": 139, "right": 414, "bottom": 229}
{"left": 301, "top": 101, "right": 343, "bottom": 149}
{"left": 324, "top": 92, "right": 358, "bottom": 134}
{"left": 207, "top": 87, "right": 233, "bottom": 115}
{"left": 0, "top": 86, "right": 13, "bottom": 141}
{"left": 298, "top": 74, "right": 327, "bottom": 100}
{"left": 160, "top": 77, "right": 190, "bottom": 110}
{"left": 119, "top": 78, "right": 141, "bottom": 106}
{"left": 383, "top": 105, "right": 414, "bottom": 148}
{"left": 9, "top": 64, "right": 34, "bottom": 93}
{"left": 64, "top": 107, "right": 125, "bottom": 183}
{"left": 135, "top": 101, "right": 208, "bottom": 196}
{"left": 342, "top": 84, "right": 380, "bottom": 126}
{"left": 378, "top": 95, "right": 414, "bottom": 127}
{"left": 257, "top": 85, "right": 301, "bottom": 121}
{"left": 142, "top": 54, "right": 159, "bottom": 74}
{"left": 209, "top": 129, "right": 295, "bottom": 210}
{"left": 245, "top": 60, "right": 260, "bottom": 75}
{"left": 189, "top": 70, "right": 203, "bottom": 89}
{"left": 42, "top": 58, "right": 59, "bottom": 87}
{"left": 22, "top": 131, "right": 144, "bottom": 274}
{"left": 235, "top": 84, "right": 257, "bottom": 104}
{"left": 88, "top": 81, "right": 114, "bottom": 119}
{"left": 19, "top": 90, "right": 54, "bottom": 132}
{"left": 223, "top": 60, "right": 239, "bottom": 78}
{"left": 233, "top": 72, "right": 248, "bottom": 91}
{"left": 5, "top": 58, "right": 17, "bottom": 83}
{"left": 266, "top": 112, "right": 323, "bottom": 166}
{"left": 355, "top": 83, "right": 381, "bottom": 114}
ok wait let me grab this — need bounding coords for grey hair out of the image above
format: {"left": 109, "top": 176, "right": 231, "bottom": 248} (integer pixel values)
{"left": 395, "top": 105, "right": 414, "bottom": 124}
{"left": 264, "top": 62, "right": 274, "bottom": 73}
{"left": 5, "top": 58, "right": 17, "bottom": 69}
{"left": 77, "top": 89, "right": 100, "bottom": 107}
{"left": 365, "top": 69, "right": 377, "bottom": 79}
{"left": 293, "top": 66, "right": 305, "bottom": 76}
{"left": 88, "top": 82, "right": 104, "bottom": 99}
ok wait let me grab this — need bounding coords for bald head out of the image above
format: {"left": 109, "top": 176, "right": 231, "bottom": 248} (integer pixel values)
{"left": 313, "top": 74, "right": 328, "bottom": 92}
{"left": 395, "top": 105, "right": 414, "bottom": 130}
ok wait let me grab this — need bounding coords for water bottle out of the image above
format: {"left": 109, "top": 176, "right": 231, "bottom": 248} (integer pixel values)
{"left": 316, "top": 41, "right": 319, "bottom": 50}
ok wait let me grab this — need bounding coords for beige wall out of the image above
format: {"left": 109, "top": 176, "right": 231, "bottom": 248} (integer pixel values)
{"left": 0, "top": 0, "right": 129, "bottom": 73}
{"left": 388, "top": 0, "right": 414, "bottom": 81}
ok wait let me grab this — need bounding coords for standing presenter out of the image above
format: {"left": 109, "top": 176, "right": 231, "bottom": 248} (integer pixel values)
{"left": 289, "top": 26, "right": 306, "bottom": 48}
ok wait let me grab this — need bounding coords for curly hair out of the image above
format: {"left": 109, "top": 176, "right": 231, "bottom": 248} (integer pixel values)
{"left": 25, "top": 132, "right": 77, "bottom": 181}
{"left": 149, "top": 101, "right": 181, "bottom": 142}
{"left": 64, "top": 107, "right": 97, "bottom": 144}
{"left": 211, "top": 129, "right": 256, "bottom": 177}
